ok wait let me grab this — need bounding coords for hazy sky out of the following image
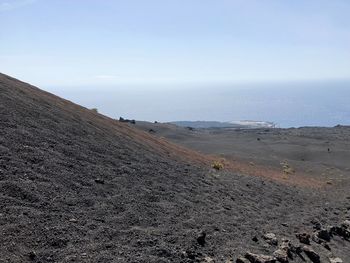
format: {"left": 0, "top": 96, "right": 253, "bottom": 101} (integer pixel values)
{"left": 1, "top": 0, "right": 350, "bottom": 87}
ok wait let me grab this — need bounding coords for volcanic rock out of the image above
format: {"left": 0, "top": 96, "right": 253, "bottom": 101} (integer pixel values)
{"left": 302, "top": 246, "right": 320, "bottom": 263}
{"left": 273, "top": 249, "right": 288, "bottom": 263}
{"left": 317, "top": 228, "right": 331, "bottom": 241}
{"left": 342, "top": 220, "right": 350, "bottom": 229}
{"left": 296, "top": 232, "right": 311, "bottom": 245}
{"left": 94, "top": 178, "right": 105, "bottom": 184}
{"left": 236, "top": 257, "right": 250, "bottom": 263}
{"left": 245, "top": 252, "right": 276, "bottom": 263}
{"left": 329, "top": 257, "right": 343, "bottom": 263}
{"left": 197, "top": 232, "right": 206, "bottom": 246}
{"left": 263, "top": 233, "right": 278, "bottom": 245}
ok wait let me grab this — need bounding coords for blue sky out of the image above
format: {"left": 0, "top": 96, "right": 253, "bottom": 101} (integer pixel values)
{"left": 1, "top": 0, "right": 350, "bottom": 88}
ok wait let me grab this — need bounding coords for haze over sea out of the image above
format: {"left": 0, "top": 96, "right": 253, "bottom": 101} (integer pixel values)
{"left": 46, "top": 80, "right": 350, "bottom": 128}
{"left": 2, "top": 1, "right": 350, "bottom": 129}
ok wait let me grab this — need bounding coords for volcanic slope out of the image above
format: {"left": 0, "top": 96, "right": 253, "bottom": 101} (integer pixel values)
{"left": 0, "top": 73, "right": 349, "bottom": 262}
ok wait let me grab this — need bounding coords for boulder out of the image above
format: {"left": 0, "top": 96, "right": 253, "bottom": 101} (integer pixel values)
{"left": 330, "top": 225, "right": 350, "bottom": 240}
{"left": 317, "top": 228, "right": 331, "bottom": 241}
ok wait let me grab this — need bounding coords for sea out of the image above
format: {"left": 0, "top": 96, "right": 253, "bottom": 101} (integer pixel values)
{"left": 47, "top": 80, "right": 350, "bottom": 128}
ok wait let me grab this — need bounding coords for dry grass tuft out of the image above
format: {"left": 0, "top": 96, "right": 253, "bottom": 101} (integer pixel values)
{"left": 212, "top": 161, "right": 224, "bottom": 170}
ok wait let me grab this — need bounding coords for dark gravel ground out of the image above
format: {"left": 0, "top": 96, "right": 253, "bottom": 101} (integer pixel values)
{"left": 0, "top": 73, "right": 349, "bottom": 262}
{"left": 135, "top": 121, "right": 350, "bottom": 186}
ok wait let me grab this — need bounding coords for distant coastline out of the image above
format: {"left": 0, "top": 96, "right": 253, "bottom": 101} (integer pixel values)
{"left": 46, "top": 82, "right": 350, "bottom": 128}
{"left": 170, "top": 120, "right": 276, "bottom": 129}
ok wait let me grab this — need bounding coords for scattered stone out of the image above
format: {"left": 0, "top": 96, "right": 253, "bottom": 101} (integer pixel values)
{"left": 94, "top": 178, "right": 105, "bottom": 184}
{"left": 202, "top": 256, "right": 214, "bottom": 263}
{"left": 294, "top": 245, "right": 303, "bottom": 255}
{"left": 245, "top": 252, "right": 276, "bottom": 263}
{"left": 281, "top": 223, "right": 288, "bottom": 227}
{"left": 184, "top": 250, "right": 202, "bottom": 260}
{"left": 273, "top": 249, "right": 288, "bottom": 263}
{"left": 50, "top": 238, "right": 68, "bottom": 248}
{"left": 28, "top": 251, "right": 37, "bottom": 260}
{"left": 105, "top": 243, "right": 113, "bottom": 249}
{"left": 323, "top": 243, "right": 331, "bottom": 251}
{"left": 329, "top": 257, "right": 343, "bottom": 263}
{"left": 311, "top": 233, "right": 322, "bottom": 244}
{"left": 279, "top": 238, "right": 297, "bottom": 259}
{"left": 311, "top": 220, "right": 322, "bottom": 230}
{"left": 296, "top": 232, "right": 311, "bottom": 245}
{"left": 302, "top": 246, "right": 320, "bottom": 263}
{"left": 69, "top": 218, "right": 78, "bottom": 223}
{"left": 236, "top": 257, "right": 250, "bottom": 263}
{"left": 280, "top": 238, "right": 291, "bottom": 251}
{"left": 197, "top": 231, "right": 206, "bottom": 246}
{"left": 342, "top": 220, "right": 350, "bottom": 229}
{"left": 252, "top": 236, "right": 258, "bottom": 242}
{"left": 181, "top": 251, "right": 188, "bottom": 259}
{"left": 263, "top": 233, "right": 278, "bottom": 245}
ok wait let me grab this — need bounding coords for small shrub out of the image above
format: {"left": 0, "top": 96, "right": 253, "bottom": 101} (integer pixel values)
{"left": 91, "top": 108, "right": 98, "bottom": 113}
{"left": 281, "top": 161, "right": 295, "bottom": 175}
{"left": 212, "top": 161, "right": 224, "bottom": 171}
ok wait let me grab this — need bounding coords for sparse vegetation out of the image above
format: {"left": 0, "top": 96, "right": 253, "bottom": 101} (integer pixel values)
{"left": 281, "top": 161, "right": 295, "bottom": 175}
{"left": 91, "top": 108, "right": 98, "bottom": 113}
{"left": 212, "top": 160, "right": 224, "bottom": 170}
